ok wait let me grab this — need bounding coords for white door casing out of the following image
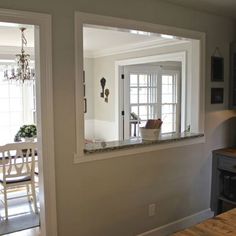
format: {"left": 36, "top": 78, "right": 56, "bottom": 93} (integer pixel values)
{"left": 0, "top": 8, "right": 57, "bottom": 236}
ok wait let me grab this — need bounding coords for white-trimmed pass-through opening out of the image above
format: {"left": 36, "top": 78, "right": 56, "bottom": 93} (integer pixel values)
{"left": 74, "top": 12, "right": 205, "bottom": 162}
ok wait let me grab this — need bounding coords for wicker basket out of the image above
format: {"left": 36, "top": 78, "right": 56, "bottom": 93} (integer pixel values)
{"left": 139, "top": 127, "right": 161, "bottom": 140}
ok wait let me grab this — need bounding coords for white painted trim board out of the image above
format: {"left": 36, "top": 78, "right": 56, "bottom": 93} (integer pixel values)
{"left": 137, "top": 208, "right": 214, "bottom": 236}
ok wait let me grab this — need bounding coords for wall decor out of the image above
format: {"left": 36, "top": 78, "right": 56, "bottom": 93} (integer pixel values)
{"left": 229, "top": 41, "right": 236, "bottom": 109}
{"left": 83, "top": 70, "right": 87, "bottom": 113}
{"left": 211, "top": 56, "right": 224, "bottom": 81}
{"left": 211, "top": 47, "right": 224, "bottom": 82}
{"left": 100, "top": 77, "right": 110, "bottom": 103}
{"left": 104, "top": 88, "right": 110, "bottom": 103}
{"left": 100, "top": 77, "right": 106, "bottom": 97}
{"left": 84, "top": 98, "right": 87, "bottom": 113}
{"left": 211, "top": 88, "right": 224, "bottom": 104}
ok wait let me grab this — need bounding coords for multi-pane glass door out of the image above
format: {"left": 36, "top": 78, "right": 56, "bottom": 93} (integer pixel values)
{"left": 129, "top": 73, "right": 160, "bottom": 137}
{"left": 122, "top": 65, "right": 180, "bottom": 139}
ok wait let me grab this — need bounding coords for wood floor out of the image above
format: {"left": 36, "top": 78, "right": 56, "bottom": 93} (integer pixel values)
{"left": 3, "top": 227, "right": 40, "bottom": 236}
{"left": 172, "top": 208, "right": 236, "bottom": 235}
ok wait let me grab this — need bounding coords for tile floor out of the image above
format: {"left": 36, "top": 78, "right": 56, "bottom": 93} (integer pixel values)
{"left": 4, "top": 227, "right": 40, "bottom": 236}
{"left": 0, "top": 188, "right": 40, "bottom": 235}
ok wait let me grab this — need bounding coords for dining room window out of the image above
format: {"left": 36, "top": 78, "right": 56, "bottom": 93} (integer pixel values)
{"left": 0, "top": 64, "right": 35, "bottom": 144}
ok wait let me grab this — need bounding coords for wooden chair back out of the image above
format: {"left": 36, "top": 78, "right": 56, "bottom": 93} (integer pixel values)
{"left": 0, "top": 142, "right": 37, "bottom": 182}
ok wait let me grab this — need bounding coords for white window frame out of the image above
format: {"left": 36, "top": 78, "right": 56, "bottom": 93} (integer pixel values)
{"left": 0, "top": 75, "right": 35, "bottom": 144}
{"left": 160, "top": 69, "right": 181, "bottom": 134}
{"left": 0, "top": 61, "right": 35, "bottom": 127}
{"left": 122, "top": 64, "right": 181, "bottom": 139}
{"left": 117, "top": 52, "right": 186, "bottom": 140}
{"left": 74, "top": 12, "right": 205, "bottom": 163}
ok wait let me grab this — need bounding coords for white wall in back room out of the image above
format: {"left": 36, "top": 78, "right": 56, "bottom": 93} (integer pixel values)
{"left": 85, "top": 119, "right": 118, "bottom": 141}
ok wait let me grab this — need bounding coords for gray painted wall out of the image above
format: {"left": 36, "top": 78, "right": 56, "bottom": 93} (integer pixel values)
{"left": 88, "top": 42, "right": 191, "bottom": 123}
{"left": 0, "top": 0, "right": 236, "bottom": 235}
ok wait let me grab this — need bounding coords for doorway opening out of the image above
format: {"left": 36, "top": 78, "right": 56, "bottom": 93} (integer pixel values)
{"left": 0, "top": 8, "right": 57, "bottom": 236}
{"left": 0, "top": 21, "right": 39, "bottom": 235}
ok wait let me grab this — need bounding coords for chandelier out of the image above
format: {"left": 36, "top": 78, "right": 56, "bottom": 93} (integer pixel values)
{"left": 4, "top": 27, "right": 35, "bottom": 82}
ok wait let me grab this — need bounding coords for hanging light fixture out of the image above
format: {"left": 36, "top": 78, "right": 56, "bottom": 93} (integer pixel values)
{"left": 4, "top": 27, "right": 35, "bottom": 83}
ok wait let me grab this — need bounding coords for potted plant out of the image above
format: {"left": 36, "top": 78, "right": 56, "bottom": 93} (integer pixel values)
{"left": 15, "top": 124, "right": 37, "bottom": 142}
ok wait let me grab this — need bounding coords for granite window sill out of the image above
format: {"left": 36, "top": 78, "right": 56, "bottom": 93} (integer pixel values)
{"left": 74, "top": 132, "right": 204, "bottom": 163}
{"left": 85, "top": 132, "right": 204, "bottom": 154}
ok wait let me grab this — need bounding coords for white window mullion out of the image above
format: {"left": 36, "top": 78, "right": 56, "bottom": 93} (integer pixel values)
{"left": 157, "top": 71, "right": 162, "bottom": 119}
{"left": 172, "top": 75, "right": 176, "bottom": 132}
{"left": 147, "top": 74, "right": 150, "bottom": 120}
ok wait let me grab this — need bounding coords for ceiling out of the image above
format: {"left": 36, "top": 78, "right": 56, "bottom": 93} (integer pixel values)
{"left": 0, "top": 23, "right": 34, "bottom": 60}
{"left": 165, "top": 0, "right": 236, "bottom": 19}
{"left": 0, "top": 23, "right": 186, "bottom": 58}
{"left": 84, "top": 27, "right": 159, "bottom": 52}
{"left": 83, "top": 26, "right": 188, "bottom": 57}
{"left": 0, "top": 22, "right": 34, "bottom": 51}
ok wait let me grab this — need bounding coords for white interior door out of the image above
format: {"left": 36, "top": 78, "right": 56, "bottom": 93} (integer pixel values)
{"left": 123, "top": 65, "right": 160, "bottom": 139}
{"left": 121, "top": 65, "right": 180, "bottom": 140}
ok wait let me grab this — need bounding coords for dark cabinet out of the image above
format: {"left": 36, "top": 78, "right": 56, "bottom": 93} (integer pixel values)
{"left": 229, "top": 42, "right": 236, "bottom": 109}
{"left": 211, "top": 148, "right": 236, "bottom": 215}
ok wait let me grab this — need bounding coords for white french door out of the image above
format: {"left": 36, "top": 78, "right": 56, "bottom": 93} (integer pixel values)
{"left": 121, "top": 64, "right": 180, "bottom": 140}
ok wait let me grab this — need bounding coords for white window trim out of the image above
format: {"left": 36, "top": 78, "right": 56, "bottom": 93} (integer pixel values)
{"left": 74, "top": 11, "right": 206, "bottom": 163}
{"left": 116, "top": 52, "right": 186, "bottom": 140}
{"left": 161, "top": 69, "right": 181, "bottom": 133}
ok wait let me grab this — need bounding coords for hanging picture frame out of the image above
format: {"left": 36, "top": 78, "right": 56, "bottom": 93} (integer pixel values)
{"left": 211, "top": 47, "right": 224, "bottom": 82}
{"left": 211, "top": 88, "right": 224, "bottom": 104}
{"left": 83, "top": 70, "right": 87, "bottom": 113}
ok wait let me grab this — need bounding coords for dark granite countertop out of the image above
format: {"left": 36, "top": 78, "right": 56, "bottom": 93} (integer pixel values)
{"left": 84, "top": 132, "right": 204, "bottom": 154}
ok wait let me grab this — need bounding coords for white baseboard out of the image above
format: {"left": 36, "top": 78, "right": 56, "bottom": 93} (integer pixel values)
{"left": 137, "top": 208, "right": 214, "bottom": 236}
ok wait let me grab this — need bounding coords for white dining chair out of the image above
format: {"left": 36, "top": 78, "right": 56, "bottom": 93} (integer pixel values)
{"left": 0, "top": 142, "right": 38, "bottom": 219}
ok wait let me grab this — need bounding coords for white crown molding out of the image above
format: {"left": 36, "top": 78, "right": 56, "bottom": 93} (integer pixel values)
{"left": 84, "top": 38, "right": 190, "bottom": 58}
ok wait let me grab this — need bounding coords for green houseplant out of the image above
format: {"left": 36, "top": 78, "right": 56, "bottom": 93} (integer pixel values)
{"left": 15, "top": 124, "right": 37, "bottom": 141}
